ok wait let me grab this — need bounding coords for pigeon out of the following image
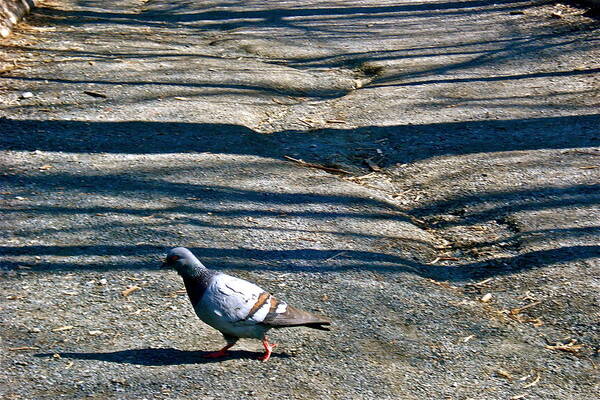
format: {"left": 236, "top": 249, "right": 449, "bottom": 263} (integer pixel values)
{"left": 161, "top": 247, "right": 331, "bottom": 362}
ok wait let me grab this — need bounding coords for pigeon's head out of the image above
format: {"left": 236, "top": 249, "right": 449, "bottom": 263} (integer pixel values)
{"left": 161, "top": 247, "right": 205, "bottom": 276}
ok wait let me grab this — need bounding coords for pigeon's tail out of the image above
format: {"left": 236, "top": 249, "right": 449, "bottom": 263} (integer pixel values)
{"left": 263, "top": 304, "right": 331, "bottom": 331}
{"left": 302, "top": 321, "right": 331, "bottom": 331}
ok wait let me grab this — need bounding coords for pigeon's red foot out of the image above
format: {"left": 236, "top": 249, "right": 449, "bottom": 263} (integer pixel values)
{"left": 203, "top": 343, "right": 234, "bottom": 358}
{"left": 258, "top": 337, "right": 277, "bottom": 362}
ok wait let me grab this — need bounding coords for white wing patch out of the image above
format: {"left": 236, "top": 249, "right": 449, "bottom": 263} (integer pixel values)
{"left": 275, "top": 303, "right": 288, "bottom": 314}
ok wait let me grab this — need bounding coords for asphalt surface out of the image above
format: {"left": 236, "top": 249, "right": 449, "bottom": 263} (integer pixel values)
{"left": 1, "top": 1, "right": 599, "bottom": 399}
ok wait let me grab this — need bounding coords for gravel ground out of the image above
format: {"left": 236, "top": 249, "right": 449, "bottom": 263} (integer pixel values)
{"left": 1, "top": 0, "right": 599, "bottom": 399}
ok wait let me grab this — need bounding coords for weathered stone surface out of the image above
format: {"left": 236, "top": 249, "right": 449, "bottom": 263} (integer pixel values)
{"left": 0, "top": 0, "right": 36, "bottom": 37}
{"left": 1, "top": 1, "right": 599, "bottom": 399}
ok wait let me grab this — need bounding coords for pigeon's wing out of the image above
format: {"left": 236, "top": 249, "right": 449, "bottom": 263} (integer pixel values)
{"left": 262, "top": 301, "right": 331, "bottom": 331}
{"left": 204, "top": 274, "right": 275, "bottom": 324}
{"left": 202, "top": 273, "right": 331, "bottom": 331}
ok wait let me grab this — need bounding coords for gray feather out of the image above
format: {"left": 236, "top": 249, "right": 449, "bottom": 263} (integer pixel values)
{"left": 263, "top": 304, "right": 331, "bottom": 331}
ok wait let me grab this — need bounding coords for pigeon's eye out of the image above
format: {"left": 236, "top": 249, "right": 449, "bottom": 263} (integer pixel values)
{"left": 168, "top": 255, "right": 180, "bottom": 262}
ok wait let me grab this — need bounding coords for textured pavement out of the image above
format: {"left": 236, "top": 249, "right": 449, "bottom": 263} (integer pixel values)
{"left": 1, "top": 1, "right": 599, "bottom": 399}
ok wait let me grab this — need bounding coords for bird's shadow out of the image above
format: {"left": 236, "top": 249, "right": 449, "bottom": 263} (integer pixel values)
{"left": 35, "top": 347, "right": 291, "bottom": 365}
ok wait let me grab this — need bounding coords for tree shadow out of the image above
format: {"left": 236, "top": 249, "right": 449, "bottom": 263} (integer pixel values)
{"left": 34, "top": 1, "right": 536, "bottom": 31}
{"left": 451, "top": 245, "right": 600, "bottom": 280}
{"left": 2, "top": 1, "right": 599, "bottom": 282}
{"left": 411, "top": 184, "right": 600, "bottom": 227}
{"left": 1, "top": 244, "right": 598, "bottom": 281}
{"left": 1, "top": 114, "right": 599, "bottom": 281}
{"left": 373, "top": 67, "right": 600, "bottom": 88}
{"left": 15, "top": 0, "right": 597, "bottom": 104}
{"left": 0, "top": 245, "right": 428, "bottom": 274}
{"left": 35, "top": 347, "right": 291, "bottom": 365}
{"left": 1, "top": 114, "right": 598, "bottom": 161}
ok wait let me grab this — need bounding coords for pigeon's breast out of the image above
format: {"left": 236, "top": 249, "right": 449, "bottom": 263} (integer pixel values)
{"left": 182, "top": 275, "right": 210, "bottom": 307}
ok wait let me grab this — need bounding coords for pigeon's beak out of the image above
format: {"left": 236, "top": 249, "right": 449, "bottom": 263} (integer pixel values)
{"left": 160, "top": 259, "right": 169, "bottom": 269}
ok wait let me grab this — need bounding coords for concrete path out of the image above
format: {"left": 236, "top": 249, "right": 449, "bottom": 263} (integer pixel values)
{"left": 1, "top": 1, "right": 599, "bottom": 399}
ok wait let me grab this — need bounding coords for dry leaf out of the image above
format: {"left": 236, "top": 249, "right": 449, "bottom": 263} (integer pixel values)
{"left": 52, "top": 325, "right": 74, "bottom": 332}
{"left": 510, "top": 301, "right": 541, "bottom": 315}
{"left": 283, "top": 155, "right": 351, "bottom": 175}
{"left": 507, "top": 313, "right": 544, "bottom": 326}
{"left": 523, "top": 372, "right": 541, "bottom": 388}
{"left": 122, "top": 285, "right": 141, "bottom": 297}
{"left": 495, "top": 368, "right": 513, "bottom": 381}
{"left": 473, "top": 278, "right": 493, "bottom": 287}
{"left": 271, "top": 97, "right": 288, "bottom": 105}
{"left": 9, "top": 346, "right": 39, "bottom": 351}
{"left": 428, "top": 279, "right": 457, "bottom": 289}
{"left": 545, "top": 339, "right": 583, "bottom": 353}
{"left": 531, "top": 318, "right": 544, "bottom": 327}
{"left": 21, "top": 25, "right": 57, "bottom": 32}
{"left": 467, "top": 225, "right": 487, "bottom": 231}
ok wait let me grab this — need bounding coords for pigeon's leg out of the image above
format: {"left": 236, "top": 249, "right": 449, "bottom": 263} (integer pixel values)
{"left": 258, "top": 337, "right": 277, "bottom": 362}
{"left": 203, "top": 335, "right": 237, "bottom": 358}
